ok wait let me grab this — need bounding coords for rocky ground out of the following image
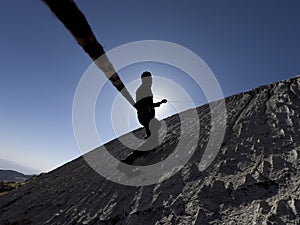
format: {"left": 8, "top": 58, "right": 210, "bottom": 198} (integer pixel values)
{"left": 0, "top": 182, "right": 26, "bottom": 197}
{"left": 0, "top": 76, "right": 299, "bottom": 224}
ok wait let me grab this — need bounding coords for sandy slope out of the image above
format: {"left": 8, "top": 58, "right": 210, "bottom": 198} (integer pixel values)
{"left": 0, "top": 77, "right": 299, "bottom": 224}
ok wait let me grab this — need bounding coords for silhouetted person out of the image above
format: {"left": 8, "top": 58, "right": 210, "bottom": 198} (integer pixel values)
{"left": 134, "top": 71, "right": 167, "bottom": 139}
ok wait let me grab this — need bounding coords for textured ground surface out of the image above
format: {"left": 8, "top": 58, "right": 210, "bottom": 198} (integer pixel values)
{"left": 0, "top": 76, "right": 300, "bottom": 224}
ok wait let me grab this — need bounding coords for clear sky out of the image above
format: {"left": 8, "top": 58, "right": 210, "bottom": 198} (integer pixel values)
{"left": 0, "top": 0, "right": 299, "bottom": 173}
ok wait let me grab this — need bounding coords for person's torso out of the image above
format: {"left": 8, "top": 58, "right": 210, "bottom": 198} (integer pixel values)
{"left": 135, "top": 85, "right": 155, "bottom": 118}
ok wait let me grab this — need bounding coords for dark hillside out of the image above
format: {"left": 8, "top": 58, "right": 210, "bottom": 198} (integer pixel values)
{"left": 0, "top": 76, "right": 299, "bottom": 224}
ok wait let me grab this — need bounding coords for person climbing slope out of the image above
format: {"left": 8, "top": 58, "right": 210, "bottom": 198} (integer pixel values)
{"left": 134, "top": 71, "right": 167, "bottom": 139}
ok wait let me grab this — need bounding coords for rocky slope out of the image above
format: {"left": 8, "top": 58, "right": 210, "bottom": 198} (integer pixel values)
{"left": 0, "top": 76, "right": 300, "bottom": 224}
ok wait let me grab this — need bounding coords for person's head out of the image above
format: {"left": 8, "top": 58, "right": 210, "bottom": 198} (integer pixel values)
{"left": 141, "top": 71, "right": 152, "bottom": 85}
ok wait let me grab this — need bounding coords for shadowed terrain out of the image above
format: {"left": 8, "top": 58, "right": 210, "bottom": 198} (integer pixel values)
{"left": 0, "top": 170, "right": 32, "bottom": 182}
{"left": 0, "top": 76, "right": 300, "bottom": 224}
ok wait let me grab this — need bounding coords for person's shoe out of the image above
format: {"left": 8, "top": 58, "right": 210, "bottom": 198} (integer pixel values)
{"left": 143, "top": 135, "right": 150, "bottom": 140}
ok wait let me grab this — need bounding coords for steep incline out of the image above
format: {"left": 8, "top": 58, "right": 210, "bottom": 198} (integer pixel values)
{"left": 0, "top": 76, "right": 300, "bottom": 224}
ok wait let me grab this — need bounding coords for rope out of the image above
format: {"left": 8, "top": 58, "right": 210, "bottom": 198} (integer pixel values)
{"left": 167, "top": 100, "right": 203, "bottom": 103}
{"left": 153, "top": 96, "right": 203, "bottom": 103}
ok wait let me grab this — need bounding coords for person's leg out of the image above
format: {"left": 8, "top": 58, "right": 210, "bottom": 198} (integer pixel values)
{"left": 149, "top": 118, "right": 161, "bottom": 138}
{"left": 145, "top": 123, "right": 151, "bottom": 138}
{"left": 138, "top": 113, "right": 152, "bottom": 139}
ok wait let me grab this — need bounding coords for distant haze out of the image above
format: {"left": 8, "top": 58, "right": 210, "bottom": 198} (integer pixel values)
{"left": 0, "top": 158, "right": 39, "bottom": 175}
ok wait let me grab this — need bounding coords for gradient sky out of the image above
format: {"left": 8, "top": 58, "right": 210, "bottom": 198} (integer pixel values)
{"left": 0, "top": 0, "right": 299, "bottom": 173}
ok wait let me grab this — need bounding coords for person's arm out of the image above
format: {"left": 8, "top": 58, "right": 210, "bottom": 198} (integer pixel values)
{"left": 153, "top": 99, "right": 167, "bottom": 107}
{"left": 153, "top": 102, "right": 161, "bottom": 107}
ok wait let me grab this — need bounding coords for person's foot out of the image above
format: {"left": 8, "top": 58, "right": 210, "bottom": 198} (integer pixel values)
{"left": 143, "top": 136, "right": 150, "bottom": 140}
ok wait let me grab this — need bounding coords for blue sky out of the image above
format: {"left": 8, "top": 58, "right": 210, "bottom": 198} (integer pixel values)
{"left": 0, "top": 0, "right": 299, "bottom": 173}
